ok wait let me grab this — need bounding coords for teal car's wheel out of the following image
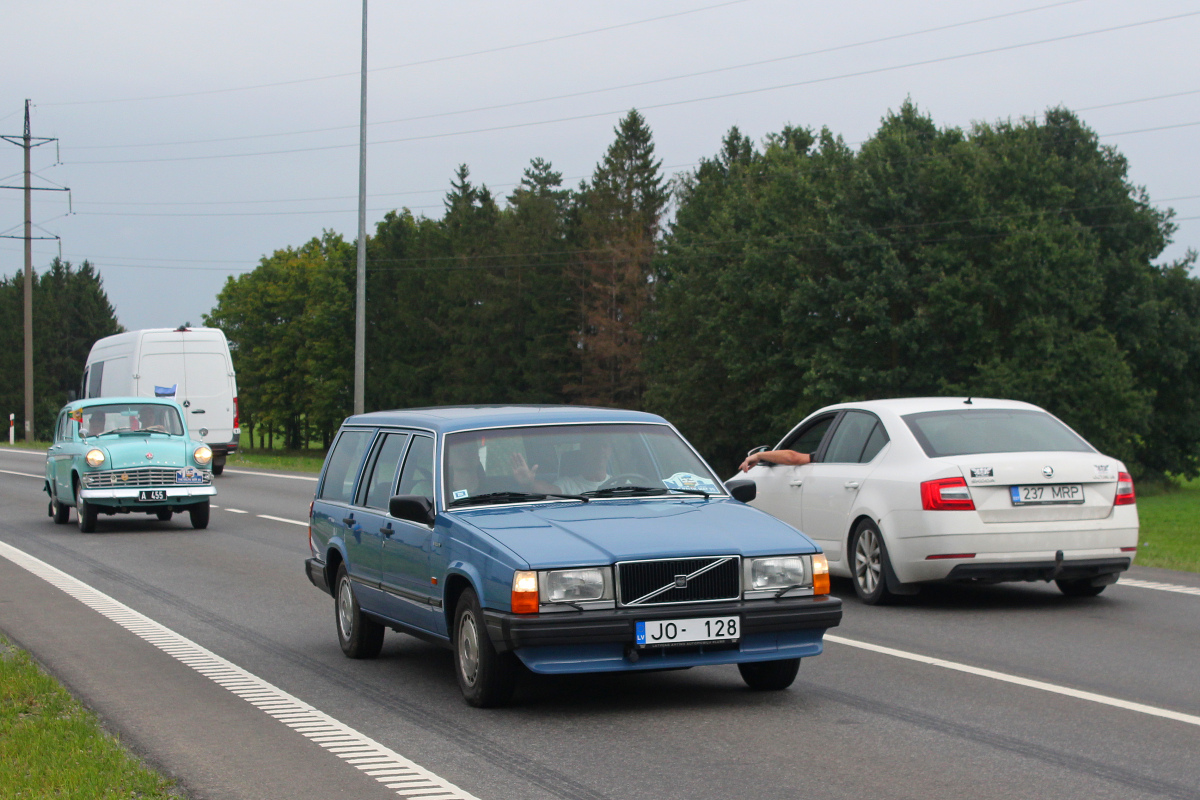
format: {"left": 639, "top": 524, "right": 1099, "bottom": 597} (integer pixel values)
{"left": 738, "top": 658, "right": 801, "bottom": 691}
{"left": 335, "top": 565, "right": 384, "bottom": 658}
{"left": 454, "top": 588, "right": 517, "bottom": 707}
{"left": 189, "top": 499, "right": 209, "bottom": 530}
{"left": 75, "top": 482, "right": 97, "bottom": 533}
{"left": 51, "top": 491, "right": 70, "bottom": 524}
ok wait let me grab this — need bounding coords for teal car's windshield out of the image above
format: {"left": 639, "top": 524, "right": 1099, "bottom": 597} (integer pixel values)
{"left": 79, "top": 403, "right": 185, "bottom": 438}
{"left": 444, "top": 423, "right": 725, "bottom": 507}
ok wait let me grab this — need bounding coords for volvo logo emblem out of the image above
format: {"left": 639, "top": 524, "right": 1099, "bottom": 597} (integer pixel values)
{"left": 673, "top": 575, "right": 688, "bottom": 589}
{"left": 1042, "top": 466, "right": 1054, "bottom": 479}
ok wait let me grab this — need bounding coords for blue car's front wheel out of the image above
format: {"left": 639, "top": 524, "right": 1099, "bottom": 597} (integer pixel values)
{"left": 454, "top": 589, "right": 517, "bottom": 708}
{"left": 738, "top": 658, "right": 800, "bottom": 691}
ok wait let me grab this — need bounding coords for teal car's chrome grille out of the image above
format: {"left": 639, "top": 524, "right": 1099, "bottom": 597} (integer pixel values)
{"left": 83, "top": 467, "right": 211, "bottom": 488}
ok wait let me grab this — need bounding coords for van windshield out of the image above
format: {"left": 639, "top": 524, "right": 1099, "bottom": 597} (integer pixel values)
{"left": 80, "top": 404, "right": 185, "bottom": 438}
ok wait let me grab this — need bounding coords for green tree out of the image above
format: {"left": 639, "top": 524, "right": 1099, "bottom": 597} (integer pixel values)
{"left": 0, "top": 259, "right": 122, "bottom": 438}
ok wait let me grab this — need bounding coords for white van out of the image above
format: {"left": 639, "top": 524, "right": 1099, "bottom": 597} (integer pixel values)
{"left": 83, "top": 327, "right": 240, "bottom": 475}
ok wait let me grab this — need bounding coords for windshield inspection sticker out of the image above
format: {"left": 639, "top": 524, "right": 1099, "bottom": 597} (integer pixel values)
{"left": 662, "top": 472, "right": 721, "bottom": 494}
{"left": 452, "top": 489, "right": 470, "bottom": 501}
{"left": 1094, "top": 463, "right": 1115, "bottom": 480}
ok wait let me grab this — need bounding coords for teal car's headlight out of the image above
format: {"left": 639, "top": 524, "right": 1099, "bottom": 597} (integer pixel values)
{"left": 541, "top": 568, "right": 611, "bottom": 604}
{"left": 746, "top": 556, "right": 807, "bottom": 594}
{"left": 85, "top": 449, "right": 106, "bottom": 468}
{"left": 193, "top": 446, "right": 213, "bottom": 466}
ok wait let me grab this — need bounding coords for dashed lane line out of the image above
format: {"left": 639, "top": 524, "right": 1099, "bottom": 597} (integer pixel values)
{"left": 258, "top": 514, "right": 308, "bottom": 527}
{"left": 224, "top": 508, "right": 248, "bottom": 514}
{"left": 0, "top": 468, "right": 42, "bottom": 479}
{"left": 223, "top": 467, "right": 318, "bottom": 482}
{"left": 0, "top": 539, "right": 482, "bottom": 800}
{"left": 825, "top": 634, "right": 1200, "bottom": 728}
{"left": 1118, "top": 577, "right": 1200, "bottom": 596}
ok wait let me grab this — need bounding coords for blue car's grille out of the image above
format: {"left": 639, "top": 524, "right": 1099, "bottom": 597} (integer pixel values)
{"left": 616, "top": 556, "right": 741, "bottom": 606}
{"left": 83, "top": 467, "right": 211, "bottom": 488}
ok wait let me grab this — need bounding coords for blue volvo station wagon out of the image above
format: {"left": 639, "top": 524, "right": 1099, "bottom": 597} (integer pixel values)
{"left": 305, "top": 406, "right": 842, "bottom": 706}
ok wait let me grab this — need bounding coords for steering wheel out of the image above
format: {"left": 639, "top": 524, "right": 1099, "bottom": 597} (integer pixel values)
{"left": 597, "top": 473, "right": 658, "bottom": 491}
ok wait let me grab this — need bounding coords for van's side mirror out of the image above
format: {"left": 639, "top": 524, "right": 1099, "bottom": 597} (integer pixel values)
{"left": 389, "top": 495, "right": 435, "bottom": 526}
{"left": 725, "top": 479, "right": 756, "bottom": 503}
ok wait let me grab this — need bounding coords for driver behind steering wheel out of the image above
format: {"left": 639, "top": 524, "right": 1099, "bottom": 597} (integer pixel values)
{"left": 511, "top": 439, "right": 613, "bottom": 495}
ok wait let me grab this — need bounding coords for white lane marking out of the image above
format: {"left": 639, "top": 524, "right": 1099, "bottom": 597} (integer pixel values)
{"left": 0, "top": 539, "right": 482, "bottom": 800}
{"left": 0, "top": 447, "right": 46, "bottom": 457}
{"left": 825, "top": 634, "right": 1200, "bottom": 728}
{"left": 258, "top": 514, "right": 308, "bottom": 527}
{"left": 0, "top": 468, "right": 43, "bottom": 479}
{"left": 224, "top": 508, "right": 248, "bottom": 514}
{"left": 224, "top": 468, "right": 318, "bottom": 482}
{"left": 1118, "top": 577, "right": 1200, "bottom": 596}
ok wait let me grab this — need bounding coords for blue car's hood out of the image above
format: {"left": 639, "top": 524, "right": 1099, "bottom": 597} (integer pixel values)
{"left": 453, "top": 499, "right": 818, "bottom": 569}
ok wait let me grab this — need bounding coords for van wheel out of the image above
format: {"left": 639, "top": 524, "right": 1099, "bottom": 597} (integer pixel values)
{"left": 851, "top": 520, "right": 897, "bottom": 605}
{"left": 52, "top": 491, "right": 70, "bottom": 524}
{"left": 738, "top": 658, "right": 801, "bottom": 690}
{"left": 75, "top": 483, "right": 97, "bottom": 533}
{"left": 189, "top": 499, "right": 210, "bottom": 530}
{"left": 454, "top": 589, "right": 517, "bottom": 707}
{"left": 212, "top": 457, "right": 225, "bottom": 476}
{"left": 335, "top": 565, "right": 384, "bottom": 658}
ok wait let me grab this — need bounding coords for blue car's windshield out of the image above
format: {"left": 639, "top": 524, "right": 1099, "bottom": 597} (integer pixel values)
{"left": 444, "top": 423, "right": 724, "bottom": 506}
{"left": 79, "top": 403, "right": 185, "bottom": 438}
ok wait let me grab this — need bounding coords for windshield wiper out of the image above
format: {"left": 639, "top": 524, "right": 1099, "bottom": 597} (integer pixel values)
{"left": 665, "top": 487, "right": 711, "bottom": 498}
{"left": 583, "top": 485, "right": 668, "bottom": 498}
{"left": 449, "top": 491, "right": 589, "bottom": 508}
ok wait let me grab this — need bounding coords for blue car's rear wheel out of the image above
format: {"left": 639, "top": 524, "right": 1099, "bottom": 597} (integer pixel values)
{"left": 738, "top": 658, "right": 801, "bottom": 690}
{"left": 335, "top": 565, "right": 383, "bottom": 659}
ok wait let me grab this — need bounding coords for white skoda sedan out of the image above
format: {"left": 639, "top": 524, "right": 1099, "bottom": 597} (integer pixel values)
{"left": 739, "top": 398, "right": 1138, "bottom": 604}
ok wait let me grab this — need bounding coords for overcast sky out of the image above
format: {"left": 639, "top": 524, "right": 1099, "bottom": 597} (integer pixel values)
{"left": 3, "top": 0, "right": 1197, "bottom": 332}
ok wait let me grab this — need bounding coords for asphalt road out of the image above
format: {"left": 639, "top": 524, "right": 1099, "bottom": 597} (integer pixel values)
{"left": 2, "top": 445, "right": 1198, "bottom": 800}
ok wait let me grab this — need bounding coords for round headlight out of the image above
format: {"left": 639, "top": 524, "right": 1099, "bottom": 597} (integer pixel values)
{"left": 194, "top": 446, "right": 213, "bottom": 466}
{"left": 85, "top": 449, "right": 106, "bottom": 468}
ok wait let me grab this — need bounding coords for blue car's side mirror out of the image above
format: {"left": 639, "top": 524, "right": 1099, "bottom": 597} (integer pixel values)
{"left": 389, "top": 495, "right": 435, "bottom": 526}
{"left": 725, "top": 479, "right": 756, "bottom": 503}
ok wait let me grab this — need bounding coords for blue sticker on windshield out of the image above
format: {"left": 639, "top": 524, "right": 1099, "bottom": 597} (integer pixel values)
{"left": 662, "top": 472, "right": 721, "bottom": 494}
{"left": 452, "top": 489, "right": 469, "bottom": 500}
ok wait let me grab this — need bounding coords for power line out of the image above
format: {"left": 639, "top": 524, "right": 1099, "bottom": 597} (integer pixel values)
{"left": 67, "top": 0, "right": 1094, "bottom": 152}
{"left": 64, "top": 10, "right": 1200, "bottom": 167}
{"left": 38, "top": 0, "right": 752, "bottom": 108}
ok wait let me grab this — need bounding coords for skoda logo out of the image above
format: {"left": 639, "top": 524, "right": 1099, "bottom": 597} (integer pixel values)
{"left": 1042, "top": 465, "right": 1054, "bottom": 479}
{"left": 673, "top": 575, "right": 688, "bottom": 589}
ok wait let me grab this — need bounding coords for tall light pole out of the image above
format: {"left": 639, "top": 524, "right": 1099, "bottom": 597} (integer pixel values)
{"left": 353, "top": 0, "right": 368, "bottom": 415}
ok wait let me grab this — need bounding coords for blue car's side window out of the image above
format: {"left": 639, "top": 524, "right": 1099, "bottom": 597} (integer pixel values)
{"left": 319, "top": 430, "right": 373, "bottom": 504}
{"left": 361, "top": 432, "right": 410, "bottom": 509}
{"left": 397, "top": 436, "right": 434, "bottom": 500}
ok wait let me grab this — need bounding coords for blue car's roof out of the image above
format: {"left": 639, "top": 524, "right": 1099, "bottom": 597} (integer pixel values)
{"left": 344, "top": 405, "right": 668, "bottom": 434}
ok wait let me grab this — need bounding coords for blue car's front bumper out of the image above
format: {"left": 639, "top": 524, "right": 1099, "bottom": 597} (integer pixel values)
{"left": 482, "top": 595, "right": 842, "bottom": 674}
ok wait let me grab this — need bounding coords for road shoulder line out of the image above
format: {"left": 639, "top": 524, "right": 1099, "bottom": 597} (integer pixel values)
{"left": 0, "top": 538, "right": 481, "bottom": 800}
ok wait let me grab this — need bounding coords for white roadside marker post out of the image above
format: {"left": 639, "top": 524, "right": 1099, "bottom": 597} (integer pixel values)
{"left": 8, "top": 413, "right": 13, "bottom": 445}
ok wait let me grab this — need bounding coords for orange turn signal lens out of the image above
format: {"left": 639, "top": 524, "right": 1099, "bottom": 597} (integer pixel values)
{"left": 811, "top": 554, "right": 830, "bottom": 595}
{"left": 511, "top": 570, "right": 539, "bottom": 614}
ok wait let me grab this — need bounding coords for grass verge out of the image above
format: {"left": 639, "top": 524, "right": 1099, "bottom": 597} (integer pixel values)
{"left": 0, "top": 636, "right": 179, "bottom": 800}
{"left": 223, "top": 448, "right": 325, "bottom": 473}
{"left": 1134, "top": 478, "right": 1200, "bottom": 573}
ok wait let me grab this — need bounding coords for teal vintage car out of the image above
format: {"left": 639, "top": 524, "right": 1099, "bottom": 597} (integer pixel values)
{"left": 44, "top": 397, "right": 217, "bottom": 532}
